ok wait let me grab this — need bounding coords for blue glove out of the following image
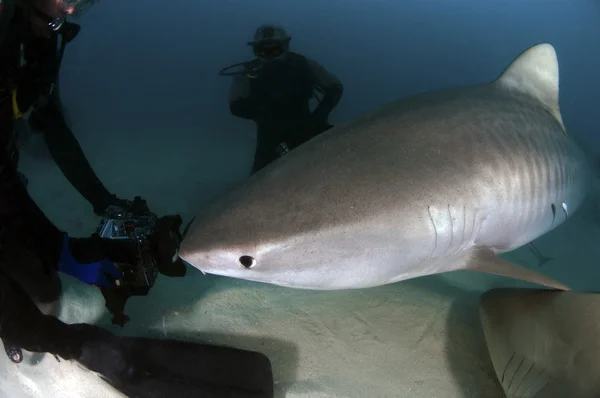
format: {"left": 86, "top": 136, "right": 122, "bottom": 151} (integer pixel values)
{"left": 57, "top": 234, "right": 123, "bottom": 288}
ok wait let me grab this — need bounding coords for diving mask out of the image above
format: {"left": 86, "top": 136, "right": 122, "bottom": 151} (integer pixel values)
{"left": 30, "top": 0, "right": 96, "bottom": 32}
{"left": 250, "top": 37, "right": 290, "bottom": 60}
{"left": 57, "top": 0, "right": 97, "bottom": 17}
{"left": 254, "top": 43, "right": 285, "bottom": 59}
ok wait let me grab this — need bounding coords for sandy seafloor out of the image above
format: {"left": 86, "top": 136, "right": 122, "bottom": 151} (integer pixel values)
{"left": 1, "top": 123, "right": 599, "bottom": 398}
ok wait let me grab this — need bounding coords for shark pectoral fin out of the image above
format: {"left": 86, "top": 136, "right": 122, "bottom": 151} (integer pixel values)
{"left": 465, "top": 246, "right": 570, "bottom": 291}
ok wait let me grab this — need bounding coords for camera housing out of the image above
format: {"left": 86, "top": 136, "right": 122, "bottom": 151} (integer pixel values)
{"left": 96, "top": 196, "right": 159, "bottom": 326}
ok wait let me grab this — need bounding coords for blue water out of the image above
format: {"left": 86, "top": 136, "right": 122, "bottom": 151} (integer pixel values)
{"left": 4, "top": 0, "right": 600, "bottom": 397}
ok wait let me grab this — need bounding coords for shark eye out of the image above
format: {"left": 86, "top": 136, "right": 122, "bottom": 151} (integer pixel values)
{"left": 239, "top": 255, "right": 256, "bottom": 269}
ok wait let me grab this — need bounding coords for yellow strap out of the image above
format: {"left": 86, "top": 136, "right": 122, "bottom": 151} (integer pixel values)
{"left": 12, "top": 90, "right": 23, "bottom": 119}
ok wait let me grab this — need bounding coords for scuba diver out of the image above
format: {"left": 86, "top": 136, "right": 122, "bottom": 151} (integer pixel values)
{"left": 9, "top": 0, "right": 128, "bottom": 216}
{"left": 222, "top": 24, "right": 344, "bottom": 174}
{"left": 0, "top": 1, "right": 274, "bottom": 397}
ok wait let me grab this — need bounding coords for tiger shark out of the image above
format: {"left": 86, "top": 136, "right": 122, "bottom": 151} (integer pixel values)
{"left": 179, "top": 43, "right": 591, "bottom": 291}
{"left": 480, "top": 288, "right": 600, "bottom": 398}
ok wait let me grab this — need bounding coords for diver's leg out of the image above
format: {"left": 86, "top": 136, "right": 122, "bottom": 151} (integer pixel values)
{"left": 251, "top": 151, "right": 274, "bottom": 174}
{"left": 0, "top": 271, "right": 86, "bottom": 361}
{"left": 0, "top": 241, "right": 62, "bottom": 308}
{"left": 1, "top": 268, "right": 274, "bottom": 396}
{"left": 0, "top": 268, "right": 131, "bottom": 380}
{"left": 0, "top": 242, "right": 63, "bottom": 362}
{"left": 251, "top": 133, "right": 279, "bottom": 175}
{"left": 290, "top": 121, "right": 334, "bottom": 149}
{"left": 0, "top": 156, "right": 69, "bottom": 362}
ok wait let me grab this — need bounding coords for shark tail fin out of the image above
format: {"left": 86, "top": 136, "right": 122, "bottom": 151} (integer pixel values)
{"left": 464, "top": 246, "right": 570, "bottom": 291}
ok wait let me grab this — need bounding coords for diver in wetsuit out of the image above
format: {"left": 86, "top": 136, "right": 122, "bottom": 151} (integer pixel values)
{"left": 9, "top": 0, "right": 128, "bottom": 215}
{"left": 0, "top": 3, "right": 274, "bottom": 396}
{"left": 0, "top": 0, "right": 183, "bottom": 366}
{"left": 227, "top": 24, "right": 344, "bottom": 174}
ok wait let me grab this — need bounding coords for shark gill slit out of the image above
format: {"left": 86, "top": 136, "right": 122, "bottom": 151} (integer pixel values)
{"left": 513, "top": 361, "right": 535, "bottom": 396}
{"left": 470, "top": 208, "right": 478, "bottom": 246}
{"left": 427, "top": 205, "right": 438, "bottom": 259}
{"left": 506, "top": 356, "right": 526, "bottom": 392}
{"left": 460, "top": 204, "right": 466, "bottom": 250}
{"left": 444, "top": 204, "right": 454, "bottom": 257}
{"left": 521, "top": 367, "right": 551, "bottom": 397}
{"left": 501, "top": 352, "right": 516, "bottom": 384}
{"left": 474, "top": 209, "right": 487, "bottom": 243}
{"left": 555, "top": 135, "right": 567, "bottom": 202}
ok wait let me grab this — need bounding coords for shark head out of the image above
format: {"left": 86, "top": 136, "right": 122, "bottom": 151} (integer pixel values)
{"left": 179, "top": 197, "right": 385, "bottom": 289}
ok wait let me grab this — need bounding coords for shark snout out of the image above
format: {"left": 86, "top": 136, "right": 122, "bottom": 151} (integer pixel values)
{"left": 186, "top": 246, "right": 261, "bottom": 277}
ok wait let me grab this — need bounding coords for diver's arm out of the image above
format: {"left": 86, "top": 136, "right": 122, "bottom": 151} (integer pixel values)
{"left": 0, "top": 155, "right": 66, "bottom": 270}
{"left": 0, "top": 29, "right": 62, "bottom": 263}
{"left": 0, "top": 55, "right": 65, "bottom": 271}
{"left": 0, "top": 150, "right": 125, "bottom": 288}
{"left": 228, "top": 75, "right": 255, "bottom": 119}
{"left": 0, "top": 266, "right": 126, "bottom": 367}
{"left": 305, "top": 57, "right": 343, "bottom": 123}
{"left": 228, "top": 75, "right": 271, "bottom": 120}
{"left": 0, "top": 270, "right": 85, "bottom": 360}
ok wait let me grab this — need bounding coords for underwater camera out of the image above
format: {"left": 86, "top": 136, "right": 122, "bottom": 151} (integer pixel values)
{"left": 96, "top": 196, "right": 159, "bottom": 326}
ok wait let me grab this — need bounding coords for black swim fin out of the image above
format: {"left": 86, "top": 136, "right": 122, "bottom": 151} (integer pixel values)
{"left": 98, "top": 336, "right": 274, "bottom": 398}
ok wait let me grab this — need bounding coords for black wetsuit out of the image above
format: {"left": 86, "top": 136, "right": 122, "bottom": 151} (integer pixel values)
{"left": 8, "top": 8, "right": 122, "bottom": 216}
{"left": 0, "top": 94, "right": 104, "bottom": 363}
{"left": 228, "top": 52, "right": 343, "bottom": 174}
{"left": 0, "top": 8, "right": 120, "bottom": 363}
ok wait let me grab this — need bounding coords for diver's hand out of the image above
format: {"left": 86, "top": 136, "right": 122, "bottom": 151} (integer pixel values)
{"left": 61, "top": 257, "right": 121, "bottom": 288}
{"left": 150, "top": 215, "right": 187, "bottom": 277}
{"left": 58, "top": 234, "right": 124, "bottom": 288}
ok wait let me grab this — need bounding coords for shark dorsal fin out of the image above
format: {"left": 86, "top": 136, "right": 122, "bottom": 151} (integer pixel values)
{"left": 495, "top": 43, "right": 565, "bottom": 131}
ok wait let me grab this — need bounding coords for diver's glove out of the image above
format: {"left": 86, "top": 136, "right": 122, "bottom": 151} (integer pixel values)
{"left": 149, "top": 215, "right": 187, "bottom": 277}
{"left": 57, "top": 234, "right": 123, "bottom": 288}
